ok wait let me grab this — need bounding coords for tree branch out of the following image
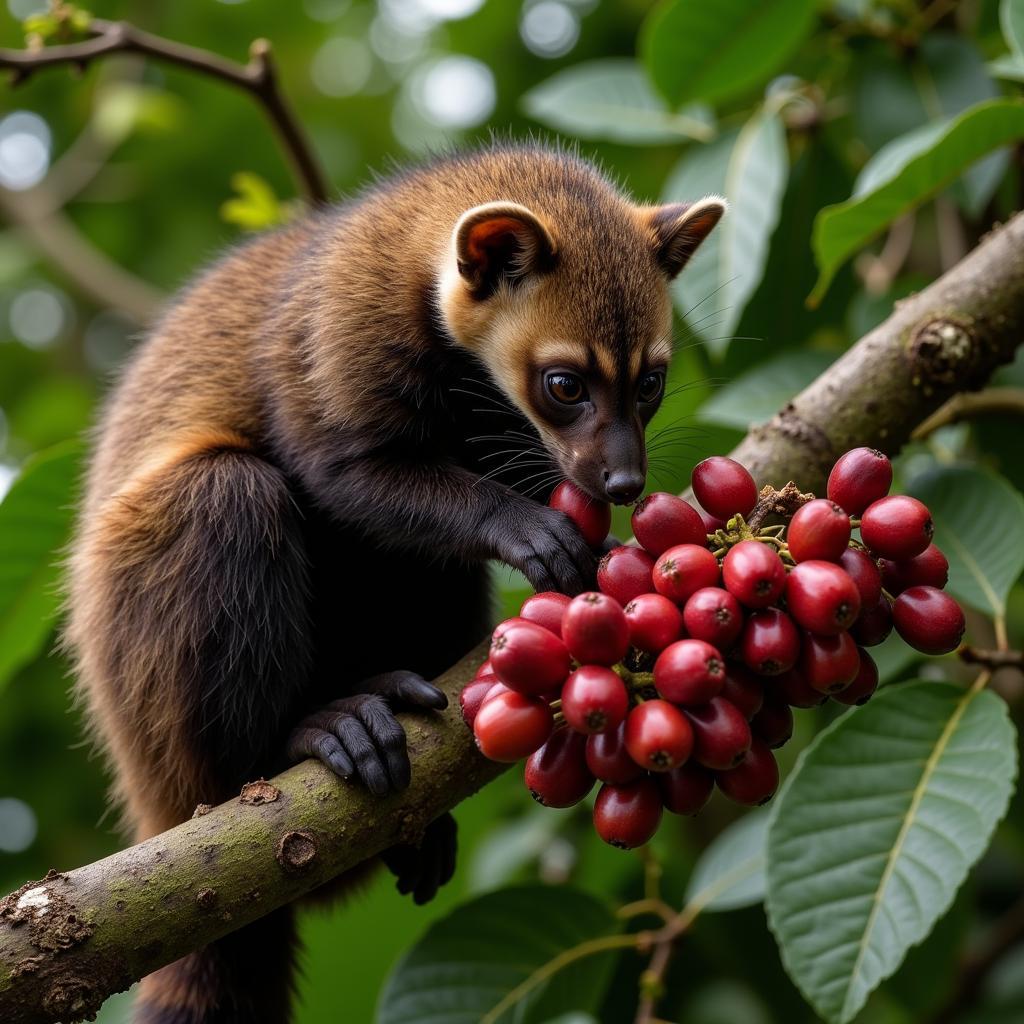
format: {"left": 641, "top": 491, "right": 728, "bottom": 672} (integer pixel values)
{"left": 0, "top": 19, "right": 328, "bottom": 205}
{"left": 729, "top": 212, "right": 1024, "bottom": 492}
{"left": 0, "top": 184, "right": 165, "bottom": 323}
{"left": 2, "top": 213, "right": 1024, "bottom": 1022}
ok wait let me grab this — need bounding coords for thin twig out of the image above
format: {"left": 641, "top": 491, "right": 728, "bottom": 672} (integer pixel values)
{"left": 0, "top": 19, "right": 328, "bottom": 204}
{"left": 926, "top": 894, "right": 1024, "bottom": 1024}
{"left": 959, "top": 646, "right": 1024, "bottom": 670}
{"left": 0, "top": 183, "right": 165, "bottom": 321}
{"left": 912, "top": 388, "right": 1024, "bottom": 440}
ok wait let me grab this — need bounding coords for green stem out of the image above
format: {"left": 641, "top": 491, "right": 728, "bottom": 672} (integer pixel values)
{"left": 479, "top": 932, "right": 644, "bottom": 1024}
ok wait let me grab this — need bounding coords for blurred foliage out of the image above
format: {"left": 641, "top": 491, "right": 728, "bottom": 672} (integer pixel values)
{"left": 1, "top": 1, "right": 1024, "bottom": 1023}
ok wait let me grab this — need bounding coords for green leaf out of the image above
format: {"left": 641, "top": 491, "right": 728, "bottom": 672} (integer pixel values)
{"left": 907, "top": 465, "right": 1024, "bottom": 619}
{"left": 810, "top": 99, "right": 1024, "bottom": 305}
{"left": 990, "top": 54, "right": 1024, "bottom": 82}
{"left": 766, "top": 681, "right": 1017, "bottom": 1024}
{"left": 521, "top": 59, "right": 714, "bottom": 144}
{"left": 849, "top": 35, "right": 1007, "bottom": 218}
{"left": 698, "top": 350, "right": 834, "bottom": 429}
{"left": 663, "top": 110, "right": 788, "bottom": 358}
{"left": 0, "top": 442, "right": 83, "bottom": 690}
{"left": 1002, "top": 0, "right": 1024, "bottom": 58}
{"left": 94, "top": 83, "right": 185, "bottom": 145}
{"left": 685, "top": 809, "right": 770, "bottom": 913}
{"left": 641, "top": 0, "right": 818, "bottom": 108}
{"left": 220, "top": 172, "right": 289, "bottom": 232}
{"left": 22, "top": 13, "right": 61, "bottom": 38}
{"left": 377, "top": 886, "right": 620, "bottom": 1024}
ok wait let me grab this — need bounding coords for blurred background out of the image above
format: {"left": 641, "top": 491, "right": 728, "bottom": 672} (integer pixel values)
{"left": 1, "top": 1, "right": 1023, "bottom": 1021}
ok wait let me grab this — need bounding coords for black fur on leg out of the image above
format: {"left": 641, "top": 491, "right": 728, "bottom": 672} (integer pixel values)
{"left": 132, "top": 910, "right": 298, "bottom": 1024}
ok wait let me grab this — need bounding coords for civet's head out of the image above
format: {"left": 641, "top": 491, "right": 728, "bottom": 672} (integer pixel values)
{"left": 438, "top": 158, "right": 724, "bottom": 506}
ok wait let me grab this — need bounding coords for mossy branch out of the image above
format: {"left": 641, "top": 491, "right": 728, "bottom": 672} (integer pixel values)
{"left": 1, "top": 212, "right": 1023, "bottom": 1022}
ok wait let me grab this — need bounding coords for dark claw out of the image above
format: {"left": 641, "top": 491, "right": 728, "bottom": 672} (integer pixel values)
{"left": 286, "top": 671, "right": 446, "bottom": 796}
{"left": 356, "top": 696, "right": 411, "bottom": 790}
{"left": 362, "top": 670, "right": 448, "bottom": 711}
{"left": 382, "top": 813, "right": 458, "bottom": 904}
{"left": 286, "top": 727, "right": 355, "bottom": 779}
{"left": 334, "top": 710, "right": 391, "bottom": 796}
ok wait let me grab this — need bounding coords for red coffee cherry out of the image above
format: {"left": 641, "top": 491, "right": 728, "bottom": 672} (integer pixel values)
{"left": 850, "top": 594, "right": 894, "bottom": 647}
{"left": 460, "top": 678, "right": 496, "bottom": 726}
{"left": 480, "top": 681, "right": 511, "bottom": 705}
{"left": 683, "top": 586, "right": 744, "bottom": 649}
{"left": 740, "top": 608, "right": 800, "bottom": 675}
{"left": 750, "top": 697, "right": 794, "bottom": 748}
{"left": 839, "top": 547, "right": 883, "bottom": 607}
{"left": 879, "top": 544, "right": 949, "bottom": 594}
{"left": 561, "top": 592, "right": 630, "bottom": 666}
{"left": 771, "top": 667, "right": 827, "bottom": 708}
{"left": 520, "top": 592, "right": 571, "bottom": 637}
{"left": 892, "top": 586, "right": 965, "bottom": 655}
{"left": 474, "top": 658, "right": 493, "bottom": 679}
{"left": 860, "top": 495, "right": 934, "bottom": 560}
{"left": 786, "top": 560, "right": 861, "bottom": 636}
{"left": 787, "top": 499, "right": 852, "bottom": 563}
{"left": 716, "top": 740, "right": 779, "bottom": 806}
{"left": 691, "top": 457, "right": 759, "bottom": 520}
{"left": 653, "top": 544, "right": 720, "bottom": 604}
{"left": 659, "top": 762, "right": 715, "bottom": 815}
{"left": 598, "top": 545, "right": 656, "bottom": 605}
{"left": 624, "top": 593, "right": 683, "bottom": 653}
{"left": 561, "top": 666, "right": 629, "bottom": 735}
{"left": 593, "top": 779, "right": 663, "bottom": 849}
{"left": 801, "top": 631, "right": 860, "bottom": 694}
{"left": 722, "top": 540, "right": 787, "bottom": 608}
{"left": 624, "top": 700, "right": 694, "bottom": 771}
{"left": 524, "top": 728, "right": 594, "bottom": 808}
{"left": 832, "top": 647, "right": 879, "bottom": 706}
{"left": 473, "top": 691, "right": 554, "bottom": 762}
{"left": 631, "top": 492, "right": 706, "bottom": 555}
{"left": 586, "top": 722, "right": 644, "bottom": 784}
{"left": 699, "top": 508, "right": 726, "bottom": 534}
{"left": 549, "top": 480, "right": 611, "bottom": 548}
{"left": 490, "top": 620, "right": 572, "bottom": 695}
{"left": 654, "top": 639, "right": 726, "bottom": 706}
{"left": 685, "top": 697, "right": 752, "bottom": 770}
{"left": 719, "top": 663, "right": 764, "bottom": 719}
{"left": 827, "top": 447, "right": 893, "bottom": 515}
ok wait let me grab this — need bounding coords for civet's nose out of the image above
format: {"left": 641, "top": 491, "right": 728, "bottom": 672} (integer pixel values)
{"left": 604, "top": 469, "right": 645, "bottom": 505}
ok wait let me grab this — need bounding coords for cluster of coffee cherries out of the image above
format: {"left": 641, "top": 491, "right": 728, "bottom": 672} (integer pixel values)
{"left": 461, "top": 448, "right": 966, "bottom": 849}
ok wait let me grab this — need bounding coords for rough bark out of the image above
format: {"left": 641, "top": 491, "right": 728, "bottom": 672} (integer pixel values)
{"left": 730, "top": 212, "right": 1024, "bottom": 493}
{"left": 0, "top": 644, "right": 497, "bottom": 1024}
{"left": 2, "top": 211, "right": 1023, "bottom": 1023}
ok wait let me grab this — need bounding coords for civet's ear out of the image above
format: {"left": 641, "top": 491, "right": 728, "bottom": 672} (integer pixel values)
{"left": 645, "top": 196, "right": 728, "bottom": 279}
{"left": 453, "top": 201, "right": 557, "bottom": 297}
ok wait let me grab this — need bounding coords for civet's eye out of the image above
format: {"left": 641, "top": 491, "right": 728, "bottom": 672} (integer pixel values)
{"left": 638, "top": 370, "right": 665, "bottom": 404}
{"left": 545, "top": 372, "right": 587, "bottom": 405}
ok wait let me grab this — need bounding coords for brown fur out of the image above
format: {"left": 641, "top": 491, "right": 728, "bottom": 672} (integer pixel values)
{"left": 65, "top": 143, "right": 723, "bottom": 1022}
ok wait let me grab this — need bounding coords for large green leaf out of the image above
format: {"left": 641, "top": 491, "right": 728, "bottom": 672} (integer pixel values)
{"left": 810, "top": 99, "right": 1024, "bottom": 304}
{"left": 850, "top": 34, "right": 1006, "bottom": 217}
{"left": 664, "top": 110, "right": 788, "bottom": 358}
{"left": 766, "top": 682, "right": 1017, "bottom": 1024}
{"left": 907, "top": 465, "right": 1024, "bottom": 619}
{"left": 641, "top": 0, "right": 817, "bottom": 107}
{"left": 0, "top": 441, "right": 83, "bottom": 690}
{"left": 376, "top": 885, "right": 620, "bottom": 1024}
{"left": 521, "top": 59, "right": 714, "bottom": 144}
{"left": 684, "top": 809, "right": 770, "bottom": 913}
{"left": 698, "top": 350, "right": 834, "bottom": 429}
